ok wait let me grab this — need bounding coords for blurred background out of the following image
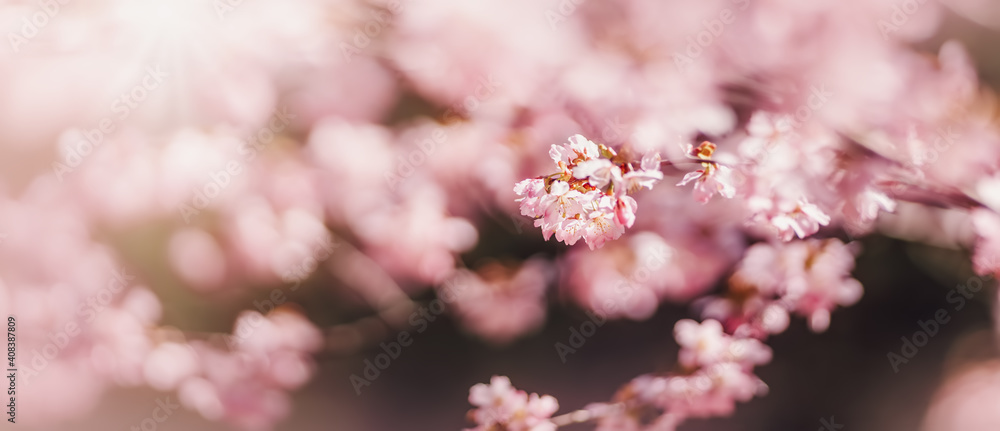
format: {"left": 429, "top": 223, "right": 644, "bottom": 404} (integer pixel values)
{"left": 2, "top": 0, "right": 1000, "bottom": 430}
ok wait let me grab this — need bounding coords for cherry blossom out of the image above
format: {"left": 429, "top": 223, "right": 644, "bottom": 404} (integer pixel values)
{"left": 675, "top": 142, "right": 737, "bottom": 204}
{"left": 701, "top": 239, "right": 863, "bottom": 335}
{"left": 574, "top": 158, "right": 621, "bottom": 189}
{"left": 585, "top": 318, "right": 771, "bottom": 430}
{"left": 621, "top": 153, "right": 664, "bottom": 193}
{"left": 443, "top": 259, "right": 551, "bottom": 344}
{"left": 769, "top": 198, "right": 833, "bottom": 241}
{"left": 515, "top": 135, "right": 663, "bottom": 249}
{"left": 466, "top": 376, "right": 559, "bottom": 431}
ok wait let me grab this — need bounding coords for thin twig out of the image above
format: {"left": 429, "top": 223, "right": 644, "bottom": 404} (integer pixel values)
{"left": 550, "top": 402, "right": 625, "bottom": 428}
{"left": 551, "top": 409, "right": 597, "bottom": 427}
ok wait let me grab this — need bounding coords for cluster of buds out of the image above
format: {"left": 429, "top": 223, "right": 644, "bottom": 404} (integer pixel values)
{"left": 514, "top": 135, "right": 663, "bottom": 250}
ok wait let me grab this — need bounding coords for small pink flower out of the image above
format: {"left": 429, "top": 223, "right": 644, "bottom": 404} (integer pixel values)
{"left": 856, "top": 188, "right": 896, "bottom": 224}
{"left": 444, "top": 259, "right": 550, "bottom": 345}
{"left": 469, "top": 375, "right": 521, "bottom": 408}
{"left": 677, "top": 142, "right": 737, "bottom": 204}
{"left": 554, "top": 213, "right": 588, "bottom": 246}
{"left": 719, "top": 239, "right": 862, "bottom": 335}
{"left": 582, "top": 196, "right": 626, "bottom": 250}
{"left": 726, "top": 338, "right": 773, "bottom": 366}
{"left": 770, "top": 198, "right": 831, "bottom": 241}
{"left": 535, "top": 181, "right": 585, "bottom": 240}
{"left": 677, "top": 165, "right": 737, "bottom": 204}
{"left": 674, "top": 319, "right": 729, "bottom": 368}
{"left": 674, "top": 318, "right": 773, "bottom": 371}
{"left": 703, "top": 362, "right": 766, "bottom": 404}
{"left": 514, "top": 178, "right": 547, "bottom": 218}
{"left": 759, "top": 303, "right": 790, "bottom": 334}
{"left": 614, "top": 195, "right": 637, "bottom": 228}
{"left": 466, "top": 376, "right": 559, "bottom": 431}
{"left": 573, "top": 158, "right": 621, "bottom": 189}
{"left": 522, "top": 393, "right": 560, "bottom": 431}
{"left": 621, "top": 152, "right": 664, "bottom": 192}
{"left": 549, "top": 134, "right": 601, "bottom": 166}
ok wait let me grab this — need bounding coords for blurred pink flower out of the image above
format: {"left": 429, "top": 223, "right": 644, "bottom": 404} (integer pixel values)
{"left": 444, "top": 259, "right": 551, "bottom": 344}
{"left": 467, "top": 376, "right": 559, "bottom": 431}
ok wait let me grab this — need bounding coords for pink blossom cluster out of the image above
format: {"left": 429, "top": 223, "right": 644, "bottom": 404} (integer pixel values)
{"left": 468, "top": 239, "right": 863, "bottom": 430}
{"left": 702, "top": 239, "right": 864, "bottom": 335}
{"left": 170, "top": 310, "right": 323, "bottom": 429}
{"left": 466, "top": 376, "right": 560, "bottom": 431}
{"left": 124, "top": 309, "right": 322, "bottom": 429}
{"left": 601, "top": 319, "right": 772, "bottom": 429}
{"left": 0, "top": 186, "right": 162, "bottom": 426}
{"left": 515, "top": 135, "right": 663, "bottom": 250}
{"left": 0, "top": 178, "right": 324, "bottom": 429}
{"left": 442, "top": 259, "right": 551, "bottom": 345}
{"left": 476, "top": 319, "right": 774, "bottom": 431}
